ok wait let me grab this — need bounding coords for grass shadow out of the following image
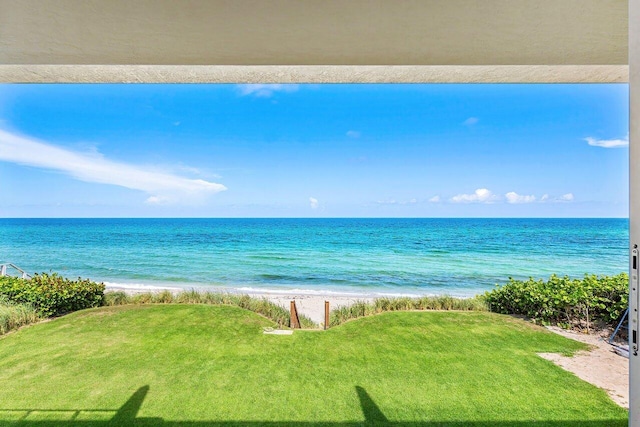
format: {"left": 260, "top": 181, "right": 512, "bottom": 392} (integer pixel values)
{"left": 0, "top": 385, "right": 627, "bottom": 426}
{"left": 109, "top": 385, "right": 148, "bottom": 423}
{"left": 355, "top": 385, "right": 388, "bottom": 424}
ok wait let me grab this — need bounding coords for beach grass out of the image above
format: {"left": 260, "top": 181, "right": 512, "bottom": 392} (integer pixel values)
{"left": 103, "top": 289, "right": 317, "bottom": 329}
{"left": 0, "top": 304, "right": 627, "bottom": 426}
{"left": 330, "top": 295, "right": 488, "bottom": 326}
{"left": 0, "top": 297, "right": 40, "bottom": 336}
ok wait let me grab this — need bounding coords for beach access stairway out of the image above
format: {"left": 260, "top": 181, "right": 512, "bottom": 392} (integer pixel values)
{"left": 0, "top": 263, "right": 31, "bottom": 279}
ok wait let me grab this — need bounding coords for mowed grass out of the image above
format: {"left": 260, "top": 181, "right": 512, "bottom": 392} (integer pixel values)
{"left": 0, "top": 305, "right": 628, "bottom": 426}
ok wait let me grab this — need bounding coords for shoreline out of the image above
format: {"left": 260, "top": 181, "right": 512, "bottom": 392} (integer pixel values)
{"left": 102, "top": 280, "right": 481, "bottom": 299}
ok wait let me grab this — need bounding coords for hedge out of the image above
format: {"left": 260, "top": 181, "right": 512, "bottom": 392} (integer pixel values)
{"left": 484, "top": 273, "right": 628, "bottom": 330}
{"left": 0, "top": 273, "right": 105, "bottom": 317}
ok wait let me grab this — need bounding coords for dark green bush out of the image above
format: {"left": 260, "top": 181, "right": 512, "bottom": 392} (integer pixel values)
{"left": 0, "top": 273, "right": 105, "bottom": 317}
{"left": 484, "top": 273, "right": 628, "bottom": 329}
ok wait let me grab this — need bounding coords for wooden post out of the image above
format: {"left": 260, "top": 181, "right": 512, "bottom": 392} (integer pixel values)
{"left": 290, "top": 300, "right": 300, "bottom": 329}
{"left": 324, "top": 301, "right": 330, "bottom": 330}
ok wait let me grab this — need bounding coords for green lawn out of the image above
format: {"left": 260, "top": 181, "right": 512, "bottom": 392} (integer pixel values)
{"left": 0, "top": 305, "right": 628, "bottom": 426}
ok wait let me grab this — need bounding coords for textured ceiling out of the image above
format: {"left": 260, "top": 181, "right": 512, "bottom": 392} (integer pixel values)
{"left": 0, "top": 0, "right": 629, "bottom": 83}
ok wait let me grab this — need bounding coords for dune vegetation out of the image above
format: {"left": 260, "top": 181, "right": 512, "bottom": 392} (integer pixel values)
{"left": 0, "top": 296, "right": 40, "bottom": 335}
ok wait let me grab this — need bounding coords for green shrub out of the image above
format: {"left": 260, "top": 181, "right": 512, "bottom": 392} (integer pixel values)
{"left": 0, "top": 274, "right": 105, "bottom": 317}
{"left": 484, "top": 273, "right": 628, "bottom": 330}
{"left": 0, "top": 296, "right": 41, "bottom": 335}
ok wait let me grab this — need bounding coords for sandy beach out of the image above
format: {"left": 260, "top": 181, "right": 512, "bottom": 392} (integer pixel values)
{"left": 251, "top": 294, "right": 373, "bottom": 325}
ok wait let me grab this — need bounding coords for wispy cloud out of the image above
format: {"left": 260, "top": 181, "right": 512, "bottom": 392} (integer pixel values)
{"left": 375, "top": 198, "right": 417, "bottom": 206}
{"left": 539, "top": 193, "right": 574, "bottom": 203}
{"left": 376, "top": 199, "right": 397, "bottom": 205}
{"left": 346, "top": 130, "right": 361, "bottom": 139}
{"left": 428, "top": 195, "right": 441, "bottom": 203}
{"left": 309, "top": 197, "right": 319, "bottom": 209}
{"left": 584, "top": 135, "right": 629, "bottom": 148}
{"left": 505, "top": 192, "right": 536, "bottom": 204}
{"left": 237, "top": 84, "right": 300, "bottom": 98}
{"left": 463, "top": 117, "right": 479, "bottom": 126}
{"left": 173, "top": 163, "right": 222, "bottom": 180}
{"left": 145, "top": 196, "right": 171, "bottom": 205}
{"left": 0, "top": 129, "right": 226, "bottom": 203}
{"left": 450, "top": 188, "right": 499, "bottom": 204}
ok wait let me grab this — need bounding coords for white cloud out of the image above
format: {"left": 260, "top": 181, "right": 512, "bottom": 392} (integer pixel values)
{"left": 559, "top": 193, "right": 574, "bottom": 202}
{"left": 450, "top": 188, "right": 499, "bottom": 204}
{"left": 346, "top": 130, "right": 361, "bottom": 139}
{"left": 584, "top": 135, "right": 629, "bottom": 148}
{"left": 0, "top": 129, "right": 227, "bottom": 203}
{"left": 505, "top": 192, "right": 536, "bottom": 204}
{"left": 428, "top": 195, "right": 441, "bottom": 203}
{"left": 309, "top": 197, "right": 319, "bottom": 209}
{"left": 237, "top": 84, "right": 300, "bottom": 98}
{"left": 540, "top": 194, "right": 549, "bottom": 202}
{"left": 463, "top": 117, "right": 479, "bottom": 126}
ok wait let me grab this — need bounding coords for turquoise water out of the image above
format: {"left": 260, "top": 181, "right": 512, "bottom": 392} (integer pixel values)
{"left": 0, "top": 218, "right": 629, "bottom": 297}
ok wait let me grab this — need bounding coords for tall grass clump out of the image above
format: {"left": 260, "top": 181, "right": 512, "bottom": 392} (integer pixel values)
{"left": 484, "top": 273, "right": 628, "bottom": 331}
{"left": 103, "top": 290, "right": 316, "bottom": 328}
{"left": 0, "top": 296, "right": 40, "bottom": 335}
{"left": 103, "top": 291, "right": 129, "bottom": 306}
{"left": 329, "top": 295, "right": 487, "bottom": 326}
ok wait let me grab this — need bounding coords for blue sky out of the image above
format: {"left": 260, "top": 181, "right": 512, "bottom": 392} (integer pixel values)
{"left": 0, "top": 83, "right": 629, "bottom": 218}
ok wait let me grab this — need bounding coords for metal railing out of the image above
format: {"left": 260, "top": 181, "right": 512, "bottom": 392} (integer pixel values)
{"left": 0, "top": 263, "right": 31, "bottom": 279}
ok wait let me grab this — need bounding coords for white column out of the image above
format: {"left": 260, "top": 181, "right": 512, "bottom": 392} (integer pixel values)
{"left": 630, "top": 0, "right": 639, "bottom": 425}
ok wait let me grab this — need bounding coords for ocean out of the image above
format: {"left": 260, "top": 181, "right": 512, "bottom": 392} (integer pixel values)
{"left": 0, "top": 218, "right": 629, "bottom": 298}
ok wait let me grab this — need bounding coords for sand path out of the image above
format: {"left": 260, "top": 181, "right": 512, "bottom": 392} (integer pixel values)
{"left": 539, "top": 327, "right": 629, "bottom": 408}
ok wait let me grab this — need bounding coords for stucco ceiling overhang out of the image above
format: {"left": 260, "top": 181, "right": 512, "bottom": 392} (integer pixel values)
{"left": 0, "top": 0, "right": 629, "bottom": 83}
